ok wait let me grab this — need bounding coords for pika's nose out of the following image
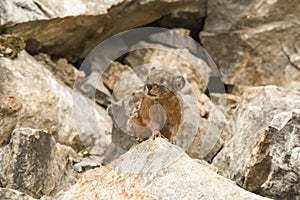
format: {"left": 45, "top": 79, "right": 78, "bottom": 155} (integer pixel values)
{"left": 146, "top": 84, "right": 153, "bottom": 90}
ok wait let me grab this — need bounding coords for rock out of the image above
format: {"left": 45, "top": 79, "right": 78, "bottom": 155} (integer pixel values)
{"left": 0, "top": 34, "right": 25, "bottom": 58}
{"left": 0, "top": 128, "right": 77, "bottom": 198}
{"left": 63, "top": 138, "right": 272, "bottom": 200}
{"left": 210, "top": 93, "right": 240, "bottom": 121}
{"left": 213, "top": 86, "right": 300, "bottom": 199}
{"left": 186, "top": 118, "right": 224, "bottom": 162}
{"left": 102, "top": 62, "right": 144, "bottom": 101}
{"left": 125, "top": 41, "right": 212, "bottom": 92}
{"left": 0, "top": 0, "right": 207, "bottom": 62}
{"left": 102, "top": 62, "right": 131, "bottom": 92}
{"left": 75, "top": 71, "right": 112, "bottom": 107}
{"left": 200, "top": 0, "right": 300, "bottom": 91}
{"left": 147, "top": 9, "right": 206, "bottom": 40}
{"left": 34, "top": 54, "right": 85, "bottom": 88}
{"left": 253, "top": 109, "right": 300, "bottom": 199}
{"left": 103, "top": 93, "right": 141, "bottom": 165}
{"left": 0, "top": 188, "right": 37, "bottom": 200}
{"left": 0, "top": 50, "right": 112, "bottom": 153}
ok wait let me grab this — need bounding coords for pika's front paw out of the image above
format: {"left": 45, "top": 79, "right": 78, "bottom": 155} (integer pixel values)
{"left": 152, "top": 130, "right": 163, "bottom": 140}
{"left": 169, "top": 136, "right": 177, "bottom": 144}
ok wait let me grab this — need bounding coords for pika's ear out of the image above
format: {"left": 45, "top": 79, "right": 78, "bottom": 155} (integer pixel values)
{"left": 173, "top": 75, "right": 185, "bottom": 91}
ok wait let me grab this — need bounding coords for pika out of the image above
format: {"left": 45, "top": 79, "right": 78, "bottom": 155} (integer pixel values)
{"left": 131, "top": 68, "right": 185, "bottom": 143}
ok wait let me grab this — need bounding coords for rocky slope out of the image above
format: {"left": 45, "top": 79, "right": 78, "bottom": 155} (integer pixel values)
{"left": 0, "top": 0, "right": 299, "bottom": 199}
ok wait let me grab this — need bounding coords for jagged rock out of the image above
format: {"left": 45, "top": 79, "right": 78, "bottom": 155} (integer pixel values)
{"left": 0, "top": 50, "right": 112, "bottom": 153}
{"left": 213, "top": 86, "right": 300, "bottom": 200}
{"left": 63, "top": 138, "right": 272, "bottom": 200}
{"left": 200, "top": 0, "right": 300, "bottom": 91}
{"left": 0, "top": 188, "right": 37, "bottom": 200}
{"left": 0, "top": 128, "right": 77, "bottom": 198}
{"left": 209, "top": 93, "right": 240, "bottom": 141}
{"left": 0, "top": 0, "right": 207, "bottom": 62}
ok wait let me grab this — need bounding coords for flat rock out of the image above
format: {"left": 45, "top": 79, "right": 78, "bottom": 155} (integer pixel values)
{"left": 213, "top": 86, "right": 300, "bottom": 199}
{"left": 64, "top": 138, "right": 272, "bottom": 200}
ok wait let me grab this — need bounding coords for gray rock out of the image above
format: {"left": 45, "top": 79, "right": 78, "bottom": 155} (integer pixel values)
{"left": 200, "top": 0, "right": 300, "bottom": 91}
{"left": 213, "top": 86, "right": 300, "bottom": 200}
{"left": 63, "top": 138, "right": 272, "bottom": 200}
{"left": 254, "top": 109, "right": 300, "bottom": 199}
{"left": 0, "top": 0, "right": 207, "bottom": 62}
{"left": 0, "top": 50, "right": 112, "bottom": 153}
{"left": 0, "top": 128, "right": 77, "bottom": 198}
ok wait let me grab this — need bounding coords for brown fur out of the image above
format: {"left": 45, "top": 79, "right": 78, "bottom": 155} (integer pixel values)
{"left": 132, "top": 69, "right": 185, "bottom": 143}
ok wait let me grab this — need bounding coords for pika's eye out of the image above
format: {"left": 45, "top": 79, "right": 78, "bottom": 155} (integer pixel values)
{"left": 159, "top": 77, "right": 164, "bottom": 84}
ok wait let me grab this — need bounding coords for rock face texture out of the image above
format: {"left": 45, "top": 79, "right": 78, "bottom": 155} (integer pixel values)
{"left": 213, "top": 86, "right": 300, "bottom": 200}
{"left": 0, "top": 188, "right": 37, "bottom": 200}
{"left": 0, "top": 0, "right": 299, "bottom": 200}
{"left": 0, "top": 0, "right": 206, "bottom": 62}
{"left": 125, "top": 42, "right": 212, "bottom": 92}
{"left": 0, "top": 128, "right": 77, "bottom": 198}
{"left": 64, "top": 138, "right": 271, "bottom": 200}
{"left": 200, "top": 0, "right": 300, "bottom": 91}
{"left": 0, "top": 50, "right": 111, "bottom": 150}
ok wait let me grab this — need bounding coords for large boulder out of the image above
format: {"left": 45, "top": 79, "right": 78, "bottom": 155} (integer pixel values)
{"left": 200, "top": 0, "right": 300, "bottom": 91}
{"left": 0, "top": 128, "right": 77, "bottom": 198}
{"left": 0, "top": 50, "right": 111, "bottom": 153}
{"left": 0, "top": 0, "right": 207, "bottom": 62}
{"left": 64, "top": 138, "right": 272, "bottom": 200}
{"left": 213, "top": 86, "right": 300, "bottom": 199}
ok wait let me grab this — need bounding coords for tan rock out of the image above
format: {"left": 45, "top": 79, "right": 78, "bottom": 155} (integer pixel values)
{"left": 64, "top": 138, "right": 272, "bottom": 200}
{"left": 0, "top": 50, "right": 111, "bottom": 153}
